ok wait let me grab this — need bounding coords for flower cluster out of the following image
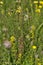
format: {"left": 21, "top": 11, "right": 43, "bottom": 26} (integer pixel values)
{"left": 0, "top": 0, "right": 43, "bottom": 65}
{"left": 34, "top": 1, "right": 43, "bottom": 13}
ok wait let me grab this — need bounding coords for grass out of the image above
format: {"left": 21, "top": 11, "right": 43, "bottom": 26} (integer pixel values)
{"left": 0, "top": 0, "right": 43, "bottom": 65}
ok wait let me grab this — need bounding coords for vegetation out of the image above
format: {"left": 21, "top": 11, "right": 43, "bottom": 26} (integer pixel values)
{"left": 0, "top": 0, "right": 43, "bottom": 65}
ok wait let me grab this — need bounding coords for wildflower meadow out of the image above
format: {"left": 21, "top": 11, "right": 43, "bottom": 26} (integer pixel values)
{"left": 0, "top": 0, "right": 43, "bottom": 65}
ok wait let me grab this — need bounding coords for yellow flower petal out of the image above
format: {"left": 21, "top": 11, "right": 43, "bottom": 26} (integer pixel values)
{"left": 40, "top": 1, "right": 43, "bottom": 4}
{"left": 0, "top": 1, "right": 3, "bottom": 4}
{"left": 34, "top": 1, "right": 38, "bottom": 4}
{"left": 38, "top": 63, "right": 41, "bottom": 65}
{"left": 16, "top": 6, "right": 22, "bottom": 13}
{"left": 10, "top": 36, "right": 16, "bottom": 42}
{"left": 32, "top": 45, "right": 37, "bottom": 49}
{"left": 39, "top": 5, "right": 42, "bottom": 8}
{"left": 35, "top": 9, "right": 40, "bottom": 13}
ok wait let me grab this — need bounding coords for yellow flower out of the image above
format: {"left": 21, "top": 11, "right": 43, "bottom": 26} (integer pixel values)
{"left": 34, "top": 1, "right": 38, "bottom": 4}
{"left": 16, "top": 10, "right": 21, "bottom": 13}
{"left": 16, "top": 6, "right": 22, "bottom": 13}
{"left": 10, "top": 36, "right": 16, "bottom": 42}
{"left": 32, "top": 45, "right": 37, "bottom": 49}
{"left": 39, "top": 1, "right": 43, "bottom": 4}
{"left": 38, "top": 63, "right": 41, "bottom": 65}
{"left": 18, "top": 53, "right": 22, "bottom": 58}
{"left": 0, "top": 1, "right": 3, "bottom": 4}
{"left": 35, "top": 9, "right": 40, "bottom": 13}
{"left": 39, "top": 5, "right": 42, "bottom": 8}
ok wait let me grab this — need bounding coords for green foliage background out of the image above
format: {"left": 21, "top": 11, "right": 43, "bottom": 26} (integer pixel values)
{"left": 0, "top": 0, "right": 43, "bottom": 65}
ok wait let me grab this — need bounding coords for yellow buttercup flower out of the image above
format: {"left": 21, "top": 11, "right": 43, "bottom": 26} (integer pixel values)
{"left": 16, "top": 10, "right": 21, "bottom": 13}
{"left": 32, "top": 45, "right": 37, "bottom": 49}
{"left": 16, "top": 6, "right": 22, "bottom": 13}
{"left": 10, "top": 36, "right": 16, "bottom": 42}
{"left": 35, "top": 9, "right": 40, "bottom": 13}
{"left": 39, "top": 5, "right": 42, "bottom": 8}
{"left": 34, "top": 1, "right": 38, "bottom": 4}
{"left": 39, "top": 1, "right": 43, "bottom": 4}
{"left": 38, "top": 62, "right": 41, "bottom": 65}
{"left": 0, "top": 1, "right": 3, "bottom": 4}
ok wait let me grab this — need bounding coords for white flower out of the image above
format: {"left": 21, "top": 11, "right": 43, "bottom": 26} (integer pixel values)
{"left": 24, "top": 14, "right": 28, "bottom": 21}
{"left": 3, "top": 40, "right": 11, "bottom": 48}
